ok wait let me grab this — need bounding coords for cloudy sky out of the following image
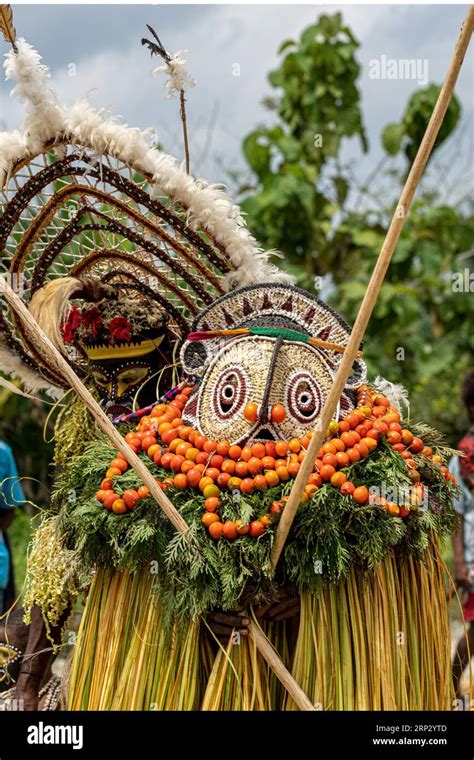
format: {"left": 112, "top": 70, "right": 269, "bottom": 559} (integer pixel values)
{"left": 1, "top": 4, "right": 472, "bottom": 199}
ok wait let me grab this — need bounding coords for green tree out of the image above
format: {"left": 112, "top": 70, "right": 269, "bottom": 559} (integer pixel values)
{"left": 239, "top": 12, "right": 473, "bottom": 444}
{"left": 240, "top": 12, "right": 367, "bottom": 288}
{"left": 382, "top": 84, "right": 461, "bottom": 168}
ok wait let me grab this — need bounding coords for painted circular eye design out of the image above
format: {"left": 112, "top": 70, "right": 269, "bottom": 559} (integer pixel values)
{"left": 212, "top": 368, "right": 248, "bottom": 420}
{"left": 286, "top": 371, "right": 322, "bottom": 425}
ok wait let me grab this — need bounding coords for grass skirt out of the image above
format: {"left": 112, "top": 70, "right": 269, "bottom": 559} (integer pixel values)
{"left": 68, "top": 569, "right": 202, "bottom": 710}
{"left": 286, "top": 546, "right": 456, "bottom": 710}
{"left": 68, "top": 545, "right": 462, "bottom": 710}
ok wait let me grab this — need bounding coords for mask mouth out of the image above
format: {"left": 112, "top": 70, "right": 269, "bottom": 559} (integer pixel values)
{"left": 248, "top": 426, "right": 277, "bottom": 443}
{"left": 105, "top": 402, "right": 133, "bottom": 420}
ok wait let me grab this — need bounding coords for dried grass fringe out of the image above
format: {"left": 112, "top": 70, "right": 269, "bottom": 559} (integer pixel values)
{"left": 68, "top": 541, "right": 469, "bottom": 711}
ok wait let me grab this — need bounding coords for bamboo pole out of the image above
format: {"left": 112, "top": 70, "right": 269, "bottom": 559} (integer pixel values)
{"left": 6, "top": 9, "right": 469, "bottom": 712}
{"left": 248, "top": 621, "right": 315, "bottom": 710}
{"left": 180, "top": 89, "right": 191, "bottom": 174}
{"left": 0, "top": 274, "right": 315, "bottom": 710}
{"left": 272, "top": 5, "right": 474, "bottom": 569}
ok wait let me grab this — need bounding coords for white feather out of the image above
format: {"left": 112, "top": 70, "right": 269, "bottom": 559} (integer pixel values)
{"left": 0, "top": 129, "right": 26, "bottom": 187}
{"left": 2, "top": 39, "right": 293, "bottom": 290}
{"left": 152, "top": 50, "right": 196, "bottom": 98}
{"left": 0, "top": 374, "right": 39, "bottom": 399}
{"left": 373, "top": 375, "right": 410, "bottom": 416}
{"left": 4, "top": 39, "right": 64, "bottom": 154}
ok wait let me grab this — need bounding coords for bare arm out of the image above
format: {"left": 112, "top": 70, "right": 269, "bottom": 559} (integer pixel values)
{"left": 16, "top": 604, "right": 70, "bottom": 711}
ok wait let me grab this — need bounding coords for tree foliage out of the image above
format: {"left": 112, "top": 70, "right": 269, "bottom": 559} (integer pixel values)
{"left": 0, "top": 10, "right": 471, "bottom": 496}
{"left": 241, "top": 13, "right": 367, "bottom": 277}
{"left": 382, "top": 85, "right": 461, "bottom": 164}
{"left": 238, "top": 13, "right": 473, "bottom": 445}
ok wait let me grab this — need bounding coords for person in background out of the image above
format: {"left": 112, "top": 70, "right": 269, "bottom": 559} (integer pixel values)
{"left": 451, "top": 369, "right": 474, "bottom": 698}
{"left": 0, "top": 439, "right": 25, "bottom": 615}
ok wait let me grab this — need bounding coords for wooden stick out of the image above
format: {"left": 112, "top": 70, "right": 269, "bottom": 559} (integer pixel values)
{"left": 180, "top": 89, "right": 191, "bottom": 174}
{"left": 248, "top": 621, "right": 315, "bottom": 710}
{"left": 3, "top": 8, "right": 471, "bottom": 711}
{"left": 272, "top": 5, "right": 474, "bottom": 570}
{"left": 0, "top": 275, "right": 315, "bottom": 710}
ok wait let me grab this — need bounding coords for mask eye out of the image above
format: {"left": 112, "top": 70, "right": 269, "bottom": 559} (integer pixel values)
{"left": 212, "top": 369, "right": 248, "bottom": 420}
{"left": 286, "top": 372, "right": 322, "bottom": 425}
{"left": 91, "top": 371, "right": 110, "bottom": 389}
{"left": 118, "top": 368, "right": 149, "bottom": 386}
{"left": 117, "top": 367, "right": 149, "bottom": 397}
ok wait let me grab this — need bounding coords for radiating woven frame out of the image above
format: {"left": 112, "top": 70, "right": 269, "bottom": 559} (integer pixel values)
{"left": 0, "top": 39, "right": 293, "bottom": 396}
{"left": 181, "top": 283, "right": 367, "bottom": 387}
{"left": 0, "top": 141, "right": 291, "bottom": 392}
{"left": 0, "top": 143, "right": 235, "bottom": 389}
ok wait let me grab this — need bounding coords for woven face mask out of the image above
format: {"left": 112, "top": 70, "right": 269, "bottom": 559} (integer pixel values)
{"left": 88, "top": 345, "right": 169, "bottom": 419}
{"left": 58, "top": 293, "right": 175, "bottom": 417}
{"left": 180, "top": 284, "right": 367, "bottom": 445}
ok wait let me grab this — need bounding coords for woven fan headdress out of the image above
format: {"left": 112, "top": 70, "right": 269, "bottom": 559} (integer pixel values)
{"left": 0, "top": 39, "right": 292, "bottom": 399}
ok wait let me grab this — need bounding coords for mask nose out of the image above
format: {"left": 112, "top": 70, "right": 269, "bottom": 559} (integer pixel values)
{"left": 257, "top": 335, "right": 284, "bottom": 425}
{"left": 257, "top": 403, "right": 269, "bottom": 425}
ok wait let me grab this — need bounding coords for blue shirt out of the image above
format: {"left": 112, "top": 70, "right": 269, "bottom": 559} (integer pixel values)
{"left": 0, "top": 441, "right": 25, "bottom": 589}
{"left": 450, "top": 454, "right": 474, "bottom": 567}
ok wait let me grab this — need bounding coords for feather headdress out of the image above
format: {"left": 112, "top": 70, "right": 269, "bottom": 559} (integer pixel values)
{"left": 0, "top": 39, "right": 293, "bottom": 398}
